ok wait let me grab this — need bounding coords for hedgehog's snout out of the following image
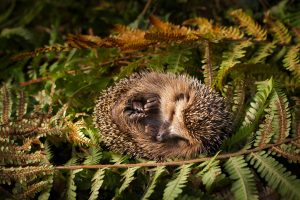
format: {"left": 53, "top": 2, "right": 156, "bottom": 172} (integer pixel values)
{"left": 156, "top": 121, "right": 170, "bottom": 142}
{"left": 156, "top": 121, "right": 188, "bottom": 143}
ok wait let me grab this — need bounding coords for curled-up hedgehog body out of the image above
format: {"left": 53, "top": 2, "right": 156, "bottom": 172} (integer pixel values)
{"left": 94, "top": 72, "right": 232, "bottom": 160}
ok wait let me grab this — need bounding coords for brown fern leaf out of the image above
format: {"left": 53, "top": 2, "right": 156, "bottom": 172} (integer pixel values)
{"left": 271, "top": 146, "right": 300, "bottom": 162}
{"left": 0, "top": 151, "right": 47, "bottom": 165}
{"left": 257, "top": 115, "right": 274, "bottom": 147}
{"left": 109, "top": 27, "right": 154, "bottom": 52}
{"left": 67, "top": 120, "right": 91, "bottom": 146}
{"left": 0, "top": 85, "right": 11, "bottom": 124}
{"left": 66, "top": 34, "right": 112, "bottom": 49}
{"left": 230, "top": 9, "right": 267, "bottom": 41}
{"left": 16, "top": 90, "right": 27, "bottom": 121}
{"left": 14, "top": 180, "right": 51, "bottom": 199}
{"left": 149, "top": 15, "right": 173, "bottom": 31}
{"left": 202, "top": 41, "right": 213, "bottom": 86}
{"left": 146, "top": 15, "right": 195, "bottom": 43}
{"left": 0, "top": 165, "right": 54, "bottom": 184}
{"left": 11, "top": 44, "right": 69, "bottom": 61}
{"left": 274, "top": 93, "right": 291, "bottom": 142}
{"left": 232, "top": 79, "right": 246, "bottom": 128}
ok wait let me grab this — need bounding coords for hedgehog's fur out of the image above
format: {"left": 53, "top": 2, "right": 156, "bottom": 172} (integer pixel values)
{"left": 93, "top": 72, "right": 232, "bottom": 160}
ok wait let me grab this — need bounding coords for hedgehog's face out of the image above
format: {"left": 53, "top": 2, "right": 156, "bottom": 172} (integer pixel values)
{"left": 156, "top": 91, "right": 197, "bottom": 145}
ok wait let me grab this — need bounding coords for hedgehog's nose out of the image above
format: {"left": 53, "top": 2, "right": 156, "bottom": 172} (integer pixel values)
{"left": 156, "top": 122, "right": 170, "bottom": 142}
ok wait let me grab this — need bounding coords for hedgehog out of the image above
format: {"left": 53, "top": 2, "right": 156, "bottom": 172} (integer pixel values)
{"left": 93, "top": 72, "right": 232, "bottom": 160}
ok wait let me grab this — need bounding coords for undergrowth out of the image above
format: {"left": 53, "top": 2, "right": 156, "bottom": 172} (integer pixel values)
{"left": 1, "top": 1, "right": 300, "bottom": 199}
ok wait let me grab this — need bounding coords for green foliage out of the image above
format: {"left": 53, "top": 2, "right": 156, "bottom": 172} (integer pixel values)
{"left": 248, "top": 151, "right": 300, "bottom": 200}
{"left": 117, "top": 166, "right": 140, "bottom": 197}
{"left": 225, "top": 156, "right": 258, "bottom": 200}
{"left": 1, "top": 1, "right": 300, "bottom": 200}
{"left": 142, "top": 166, "right": 166, "bottom": 200}
{"left": 163, "top": 164, "right": 192, "bottom": 200}
{"left": 89, "top": 168, "right": 106, "bottom": 200}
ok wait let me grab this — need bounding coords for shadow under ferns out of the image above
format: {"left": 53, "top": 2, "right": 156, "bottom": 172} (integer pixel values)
{"left": 1, "top": 7, "right": 300, "bottom": 200}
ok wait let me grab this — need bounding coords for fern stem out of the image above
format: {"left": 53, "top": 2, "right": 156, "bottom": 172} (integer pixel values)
{"left": 55, "top": 136, "right": 300, "bottom": 170}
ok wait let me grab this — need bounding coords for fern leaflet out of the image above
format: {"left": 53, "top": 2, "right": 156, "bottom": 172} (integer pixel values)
{"left": 89, "top": 168, "right": 106, "bottom": 200}
{"left": 225, "top": 156, "right": 258, "bottom": 200}
{"left": 216, "top": 40, "right": 252, "bottom": 91}
{"left": 142, "top": 166, "right": 166, "bottom": 200}
{"left": 118, "top": 166, "right": 140, "bottom": 195}
{"left": 163, "top": 164, "right": 192, "bottom": 200}
{"left": 283, "top": 44, "right": 300, "bottom": 79}
{"left": 248, "top": 151, "right": 300, "bottom": 200}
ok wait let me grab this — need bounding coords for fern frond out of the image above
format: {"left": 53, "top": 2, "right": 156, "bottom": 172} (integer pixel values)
{"left": 66, "top": 34, "right": 109, "bottom": 49}
{"left": 38, "top": 177, "right": 53, "bottom": 200}
{"left": 225, "top": 156, "right": 258, "bottom": 200}
{"left": 0, "top": 165, "right": 54, "bottom": 185}
{"left": 118, "top": 166, "right": 140, "bottom": 195}
{"left": 216, "top": 40, "right": 252, "bottom": 90}
{"left": 219, "top": 26, "right": 245, "bottom": 40}
{"left": 15, "top": 180, "right": 52, "bottom": 199}
{"left": 11, "top": 44, "right": 69, "bottom": 61}
{"left": 230, "top": 9, "right": 267, "bottom": 41}
{"left": 202, "top": 41, "right": 213, "bottom": 86}
{"left": 16, "top": 90, "right": 27, "bottom": 120}
{"left": 67, "top": 120, "right": 91, "bottom": 146}
{"left": 142, "top": 166, "right": 165, "bottom": 200}
{"left": 89, "top": 168, "right": 106, "bottom": 200}
{"left": 248, "top": 151, "right": 300, "bottom": 200}
{"left": 254, "top": 113, "right": 274, "bottom": 147}
{"left": 283, "top": 44, "right": 300, "bottom": 78}
{"left": 66, "top": 169, "right": 81, "bottom": 200}
{"left": 0, "top": 85, "right": 11, "bottom": 124}
{"left": 146, "top": 16, "right": 193, "bottom": 43}
{"left": 0, "top": 151, "right": 47, "bottom": 165}
{"left": 243, "top": 78, "right": 273, "bottom": 126}
{"left": 265, "top": 18, "right": 292, "bottom": 44}
{"left": 199, "top": 159, "right": 224, "bottom": 192}
{"left": 271, "top": 146, "right": 300, "bottom": 162}
{"left": 248, "top": 42, "right": 276, "bottom": 64}
{"left": 83, "top": 147, "right": 102, "bottom": 165}
{"left": 270, "top": 86, "right": 291, "bottom": 142}
{"left": 183, "top": 17, "right": 213, "bottom": 31}
{"left": 163, "top": 164, "right": 192, "bottom": 200}
{"left": 231, "top": 79, "right": 246, "bottom": 127}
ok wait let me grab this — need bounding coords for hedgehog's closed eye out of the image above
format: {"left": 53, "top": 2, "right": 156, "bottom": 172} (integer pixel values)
{"left": 175, "top": 93, "right": 185, "bottom": 101}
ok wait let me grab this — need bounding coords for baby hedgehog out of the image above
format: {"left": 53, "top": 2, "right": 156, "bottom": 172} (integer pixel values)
{"left": 93, "top": 72, "right": 232, "bottom": 160}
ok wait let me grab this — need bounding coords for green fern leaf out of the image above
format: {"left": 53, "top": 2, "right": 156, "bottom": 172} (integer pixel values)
{"left": 225, "top": 156, "right": 258, "bottom": 200}
{"left": 248, "top": 151, "right": 300, "bottom": 200}
{"left": 65, "top": 169, "right": 81, "bottom": 200}
{"left": 89, "top": 168, "right": 106, "bottom": 200}
{"left": 163, "top": 164, "right": 192, "bottom": 200}
{"left": 201, "top": 160, "right": 224, "bottom": 191}
{"left": 216, "top": 40, "right": 252, "bottom": 91}
{"left": 243, "top": 78, "right": 273, "bottom": 126}
{"left": 118, "top": 166, "right": 140, "bottom": 195}
{"left": 38, "top": 176, "right": 53, "bottom": 200}
{"left": 248, "top": 42, "right": 276, "bottom": 64}
{"left": 83, "top": 147, "right": 102, "bottom": 165}
{"left": 142, "top": 166, "right": 166, "bottom": 200}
